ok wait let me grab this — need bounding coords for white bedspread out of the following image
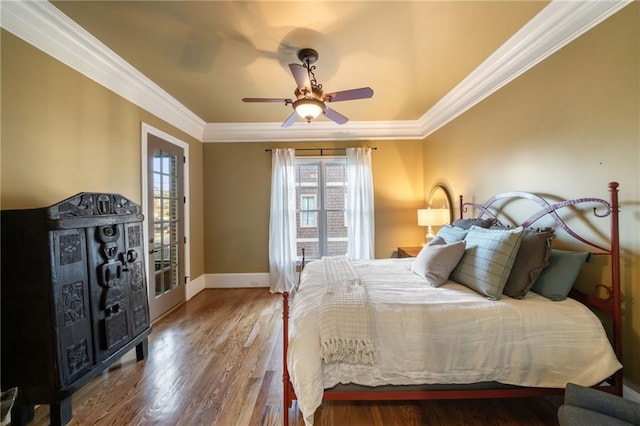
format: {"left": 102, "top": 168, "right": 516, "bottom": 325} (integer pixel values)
{"left": 287, "top": 258, "right": 622, "bottom": 425}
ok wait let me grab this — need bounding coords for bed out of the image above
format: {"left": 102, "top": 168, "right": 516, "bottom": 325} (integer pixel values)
{"left": 282, "top": 182, "right": 623, "bottom": 426}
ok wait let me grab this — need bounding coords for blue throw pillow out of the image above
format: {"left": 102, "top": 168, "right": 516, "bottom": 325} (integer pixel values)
{"left": 449, "top": 225, "right": 524, "bottom": 300}
{"left": 434, "top": 224, "right": 468, "bottom": 244}
{"left": 531, "top": 249, "right": 592, "bottom": 301}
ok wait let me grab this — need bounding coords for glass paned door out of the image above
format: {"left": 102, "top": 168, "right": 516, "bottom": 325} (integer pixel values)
{"left": 147, "top": 134, "right": 185, "bottom": 321}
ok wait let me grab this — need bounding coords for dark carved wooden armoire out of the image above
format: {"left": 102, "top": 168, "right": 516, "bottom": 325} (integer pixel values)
{"left": 1, "top": 193, "right": 152, "bottom": 426}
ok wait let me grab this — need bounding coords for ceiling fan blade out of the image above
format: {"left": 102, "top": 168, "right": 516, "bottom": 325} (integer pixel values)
{"left": 242, "top": 97, "right": 291, "bottom": 103}
{"left": 323, "top": 87, "right": 374, "bottom": 103}
{"left": 281, "top": 111, "right": 299, "bottom": 128}
{"left": 289, "top": 64, "right": 310, "bottom": 91}
{"left": 323, "top": 107, "right": 349, "bottom": 125}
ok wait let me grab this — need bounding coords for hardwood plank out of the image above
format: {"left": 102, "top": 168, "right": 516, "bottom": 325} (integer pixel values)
{"left": 27, "top": 288, "right": 563, "bottom": 426}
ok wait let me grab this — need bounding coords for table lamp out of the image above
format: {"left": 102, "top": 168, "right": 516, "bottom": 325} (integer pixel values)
{"left": 417, "top": 207, "right": 449, "bottom": 244}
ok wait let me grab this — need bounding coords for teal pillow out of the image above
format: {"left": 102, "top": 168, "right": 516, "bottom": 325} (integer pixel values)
{"left": 531, "top": 249, "right": 592, "bottom": 301}
{"left": 450, "top": 225, "right": 524, "bottom": 300}
{"left": 434, "top": 224, "right": 468, "bottom": 244}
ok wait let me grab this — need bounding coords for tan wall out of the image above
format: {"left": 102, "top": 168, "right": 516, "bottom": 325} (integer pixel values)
{"left": 203, "top": 139, "right": 424, "bottom": 273}
{"left": 423, "top": 4, "right": 639, "bottom": 389}
{"left": 0, "top": 30, "right": 205, "bottom": 279}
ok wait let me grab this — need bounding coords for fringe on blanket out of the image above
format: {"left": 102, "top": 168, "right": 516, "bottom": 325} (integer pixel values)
{"left": 320, "top": 338, "right": 375, "bottom": 365}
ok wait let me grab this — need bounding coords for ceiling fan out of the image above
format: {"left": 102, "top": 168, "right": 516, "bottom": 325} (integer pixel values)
{"left": 242, "top": 48, "right": 374, "bottom": 127}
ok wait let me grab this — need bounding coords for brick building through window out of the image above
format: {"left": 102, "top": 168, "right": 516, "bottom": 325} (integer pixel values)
{"left": 295, "top": 157, "right": 347, "bottom": 259}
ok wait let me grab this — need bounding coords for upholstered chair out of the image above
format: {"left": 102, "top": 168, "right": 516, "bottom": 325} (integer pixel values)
{"left": 558, "top": 383, "right": 640, "bottom": 426}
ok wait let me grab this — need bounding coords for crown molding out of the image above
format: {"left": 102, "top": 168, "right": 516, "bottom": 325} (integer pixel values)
{"left": 2, "top": 0, "right": 631, "bottom": 144}
{"left": 202, "top": 119, "right": 424, "bottom": 143}
{"left": 0, "top": 0, "right": 206, "bottom": 141}
{"left": 419, "top": 0, "right": 632, "bottom": 138}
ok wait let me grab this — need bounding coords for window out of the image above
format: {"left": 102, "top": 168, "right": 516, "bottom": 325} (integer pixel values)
{"left": 295, "top": 157, "right": 347, "bottom": 259}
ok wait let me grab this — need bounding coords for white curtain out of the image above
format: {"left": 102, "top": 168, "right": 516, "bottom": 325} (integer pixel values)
{"left": 268, "top": 148, "right": 297, "bottom": 293}
{"left": 346, "top": 147, "right": 375, "bottom": 260}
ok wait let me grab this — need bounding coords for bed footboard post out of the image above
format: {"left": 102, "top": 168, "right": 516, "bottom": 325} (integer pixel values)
{"left": 283, "top": 291, "right": 290, "bottom": 426}
{"left": 609, "top": 181, "right": 623, "bottom": 396}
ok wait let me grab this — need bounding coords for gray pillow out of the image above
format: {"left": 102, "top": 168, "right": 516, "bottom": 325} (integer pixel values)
{"left": 450, "top": 225, "right": 524, "bottom": 300}
{"left": 502, "top": 228, "right": 555, "bottom": 299}
{"left": 434, "top": 224, "right": 468, "bottom": 244}
{"left": 531, "top": 249, "right": 592, "bottom": 301}
{"left": 451, "top": 217, "right": 497, "bottom": 230}
{"left": 411, "top": 236, "right": 466, "bottom": 287}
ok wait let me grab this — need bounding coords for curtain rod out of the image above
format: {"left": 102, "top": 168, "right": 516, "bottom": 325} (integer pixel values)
{"left": 265, "top": 147, "right": 377, "bottom": 155}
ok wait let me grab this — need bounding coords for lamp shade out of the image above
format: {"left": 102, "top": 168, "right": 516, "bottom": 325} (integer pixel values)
{"left": 293, "top": 98, "right": 324, "bottom": 121}
{"left": 417, "top": 208, "right": 449, "bottom": 226}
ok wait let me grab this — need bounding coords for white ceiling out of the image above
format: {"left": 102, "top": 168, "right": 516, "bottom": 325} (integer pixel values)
{"left": 1, "top": 1, "right": 632, "bottom": 142}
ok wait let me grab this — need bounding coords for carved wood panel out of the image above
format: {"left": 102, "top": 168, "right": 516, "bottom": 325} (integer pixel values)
{"left": 53, "top": 229, "right": 94, "bottom": 385}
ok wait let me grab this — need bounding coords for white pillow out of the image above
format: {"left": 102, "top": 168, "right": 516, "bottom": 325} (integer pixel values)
{"left": 450, "top": 225, "right": 524, "bottom": 300}
{"left": 411, "top": 236, "right": 466, "bottom": 287}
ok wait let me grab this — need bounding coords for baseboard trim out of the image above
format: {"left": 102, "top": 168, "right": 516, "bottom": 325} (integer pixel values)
{"left": 186, "top": 274, "right": 206, "bottom": 301}
{"left": 205, "top": 273, "right": 270, "bottom": 289}
{"left": 624, "top": 383, "right": 640, "bottom": 403}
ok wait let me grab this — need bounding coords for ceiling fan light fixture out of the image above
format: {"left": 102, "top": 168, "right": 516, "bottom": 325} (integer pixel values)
{"left": 293, "top": 98, "right": 324, "bottom": 122}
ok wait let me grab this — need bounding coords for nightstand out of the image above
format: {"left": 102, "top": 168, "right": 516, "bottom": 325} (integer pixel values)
{"left": 397, "top": 246, "right": 422, "bottom": 258}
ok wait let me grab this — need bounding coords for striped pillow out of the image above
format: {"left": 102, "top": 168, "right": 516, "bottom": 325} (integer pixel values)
{"left": 450, "top": 225, "right": 524, "bottom": 300}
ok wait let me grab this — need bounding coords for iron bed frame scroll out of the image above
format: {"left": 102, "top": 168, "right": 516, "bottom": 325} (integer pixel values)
{"left": 281, "top": 182, "right": 622, "bottom": 425}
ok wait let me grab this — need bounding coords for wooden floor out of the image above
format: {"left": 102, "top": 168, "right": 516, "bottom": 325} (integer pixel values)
{"left": 29, "top": 289, "right": 563, "bottom": 426}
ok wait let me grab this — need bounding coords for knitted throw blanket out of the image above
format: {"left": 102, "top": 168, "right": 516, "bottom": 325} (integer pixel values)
{"left": 319, "top": 256, "right": 375, "bottom": 365}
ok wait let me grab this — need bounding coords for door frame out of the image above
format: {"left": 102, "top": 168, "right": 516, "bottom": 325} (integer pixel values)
{"left": 141, "top": 123, "right": 191, "bottom": 318}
